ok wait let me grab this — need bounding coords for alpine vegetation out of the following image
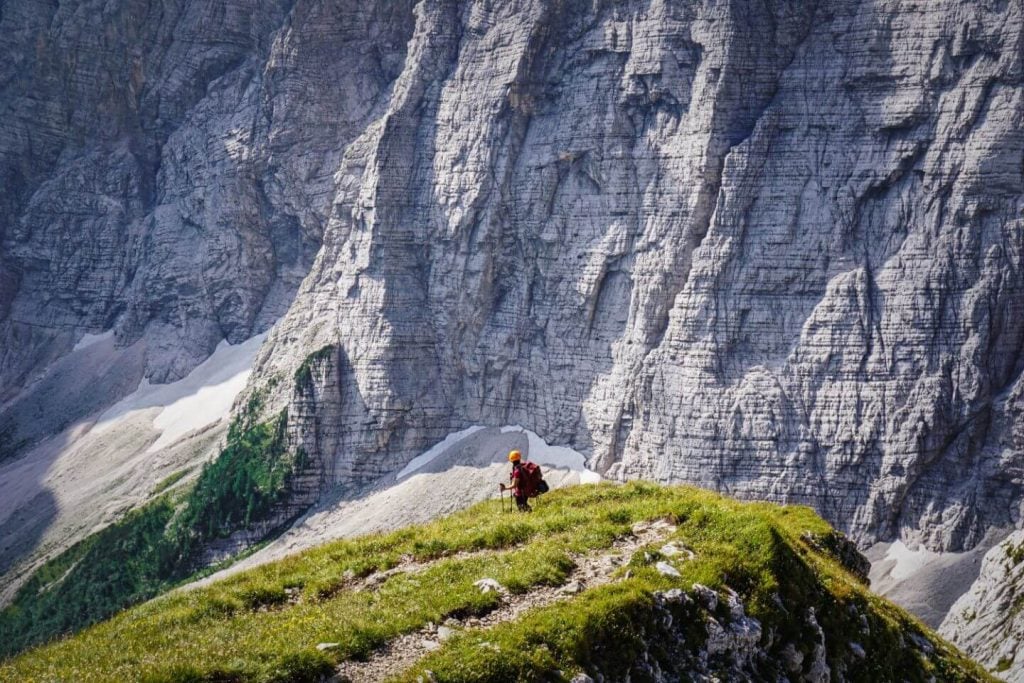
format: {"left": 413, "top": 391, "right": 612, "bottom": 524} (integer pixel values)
{"left": 0, "top": 483, "right": 993, "bottom": 682}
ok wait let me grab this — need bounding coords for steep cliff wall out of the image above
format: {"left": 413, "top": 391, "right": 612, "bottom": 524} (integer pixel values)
{"left": 243, "top": 0, "right": 1024, "bottom": 554}
{"left": 0, "top": 0, "right": 417, "bottom": 614}
{"left": 942, "top": 531, "right": 1024, "bottom": 681}
{"left": 0, "top": 0, "right": 415, "bottom": 421}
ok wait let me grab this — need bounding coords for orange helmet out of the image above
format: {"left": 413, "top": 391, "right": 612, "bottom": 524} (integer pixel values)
{"left": 508, "top": 450, "right": 522, "bottom": 462}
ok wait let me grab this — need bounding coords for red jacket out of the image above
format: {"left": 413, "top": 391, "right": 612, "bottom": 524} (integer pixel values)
{"left": 510, "top": 461, "right": 540, "bottom": 497}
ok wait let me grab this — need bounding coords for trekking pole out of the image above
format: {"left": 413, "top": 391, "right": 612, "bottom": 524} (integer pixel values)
{"left": 499, "top": 484, "right": 507, "bottom": 513}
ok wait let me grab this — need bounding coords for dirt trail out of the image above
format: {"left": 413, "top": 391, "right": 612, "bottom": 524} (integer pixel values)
{"left": 334, "top": 519, "right": 679, "bottom": 683}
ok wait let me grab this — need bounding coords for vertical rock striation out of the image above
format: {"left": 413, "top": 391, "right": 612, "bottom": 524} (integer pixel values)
{"left": 0, "top": 0, "right": 416, "bottom": 411}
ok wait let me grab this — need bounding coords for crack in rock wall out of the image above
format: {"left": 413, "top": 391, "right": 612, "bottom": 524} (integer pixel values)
{"left": 3, "top": 0, "right": 1023, "bottom": 666}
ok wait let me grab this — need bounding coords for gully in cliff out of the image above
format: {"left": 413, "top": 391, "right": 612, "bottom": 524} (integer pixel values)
{"left": 499, "top": 449, "right": 549, "bottom": 512}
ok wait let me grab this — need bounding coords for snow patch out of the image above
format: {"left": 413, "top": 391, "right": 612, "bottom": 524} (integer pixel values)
{"left": 499, "top": 425, "right": 602, "bottom": 483}
{"left": 94, "top": 332, "right": 268, "bottom": 451}
{"left": 72, "top": 330, "right": 114, "bottom": 351}
{"left": 396, "top": 425, "right": 487, "bottom": 480}
{"left": 883, "top": 540, "right": 943, "bottom": 582}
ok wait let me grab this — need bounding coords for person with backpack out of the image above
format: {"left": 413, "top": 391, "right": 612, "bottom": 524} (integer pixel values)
{"left": 499, "top": 450, "right": 548, "bottom": 512}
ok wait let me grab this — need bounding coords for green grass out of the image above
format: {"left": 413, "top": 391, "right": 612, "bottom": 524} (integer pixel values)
{"left": 152, "top": 469, "right": 191, "bottom": 495}
{"left": 0, "top": 483, "right": 992, "bottom": 682}
{"left": 0, "top": 495, "right": 182, "bottom": 660}
{"left": 400, "top": 490, "right": 991, "bottom": 683}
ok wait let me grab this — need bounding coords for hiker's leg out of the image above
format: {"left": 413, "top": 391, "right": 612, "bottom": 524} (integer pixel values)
{"left": 515, "top": 493, "right": 532, "bottom": 512}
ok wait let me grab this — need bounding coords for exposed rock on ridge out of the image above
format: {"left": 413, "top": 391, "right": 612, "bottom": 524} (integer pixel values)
{"left": 2, "top": 0, "right": 1023, "bottom": 668}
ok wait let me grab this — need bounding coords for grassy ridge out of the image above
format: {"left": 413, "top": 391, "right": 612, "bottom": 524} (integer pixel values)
{"left": 0, "top": 483, "right": 991, "bottom": 682}
{"left": 401, "top": 497, "right": 986, "bottom": 682}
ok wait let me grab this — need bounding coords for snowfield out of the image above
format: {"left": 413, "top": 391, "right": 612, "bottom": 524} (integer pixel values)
{"left": 0, "top": 330, "right": 270, "bottom": 608}
{"left": 94, "top": 333, "right": 267, "bottom": 452}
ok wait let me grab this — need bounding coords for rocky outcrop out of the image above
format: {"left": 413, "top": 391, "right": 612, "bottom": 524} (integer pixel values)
{"left": 244, "top": 0, "right": 1024, "bottom": 556}
{"left": 941, "top": 530, "right": 1024, "bottom": 682}
{"left": 0, "top": 0, "right": 417, "bottom": 609}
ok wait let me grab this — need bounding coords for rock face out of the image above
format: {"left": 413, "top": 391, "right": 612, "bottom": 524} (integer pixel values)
{"left": 0, "top": 0, "right": 415, "bottom": 422}
{"left": 941, "top": 531, "right": 1024, "bottom": 681}
{"left": 245, "top": 0, "right": 1024, "bottom": 554}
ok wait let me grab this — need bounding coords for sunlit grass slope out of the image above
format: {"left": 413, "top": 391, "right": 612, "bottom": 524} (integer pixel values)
{"left": 0, "top": 482, "right": 992, "bottom": 682}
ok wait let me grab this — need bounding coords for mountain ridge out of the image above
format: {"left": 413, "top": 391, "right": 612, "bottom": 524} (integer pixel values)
{"left": 0, "top": 482, "right": 994, "bottom": 682}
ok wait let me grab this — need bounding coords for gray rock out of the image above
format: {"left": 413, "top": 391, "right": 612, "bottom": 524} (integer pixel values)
{"left": 240, "top": 0, "right": 1024, "bottom": 564}
{"left": 0, "top": 0, "right": 416, "bottom": 411}
{"left": 780, "top": 643, "right": 804, "bottom": 674}
{"left": 940, "top": 530, "right": 1024, "bottom": 682}
{"left": 655, "top": 562, "right": 681, "bottom": 578}
{"left": 3, "top": 0, "right": 1024, "bottom": 665}
{"left": 691, "top": 584, "right": 719, "bottom": 611}
{"left": 240, "top": 0, "right": 1024, "bottom": 660}
{"left": 472, "top": 578, "right": 505, "bottom": 594}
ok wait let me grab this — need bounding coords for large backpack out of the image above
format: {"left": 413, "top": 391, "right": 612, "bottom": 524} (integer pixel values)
{"left": 520, "top": 461, "right": 548, "bottom": 497}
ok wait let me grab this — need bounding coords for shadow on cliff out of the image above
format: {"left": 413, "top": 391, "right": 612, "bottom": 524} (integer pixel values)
{"left": 0, "top": 430, "right": 65, "bottom": 601}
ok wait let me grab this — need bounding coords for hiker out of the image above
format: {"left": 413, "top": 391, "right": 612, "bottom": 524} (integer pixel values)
{"left": 499, "top": 450, "right": 548, "bottom": 512}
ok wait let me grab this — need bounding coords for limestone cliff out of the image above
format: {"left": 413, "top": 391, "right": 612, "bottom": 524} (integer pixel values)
{"left": 245, "top": 0, "right": 1024, "bottom": 553}
{"left": 942, "top": 531, "right": 1024, "bottom": 682}
{"left": 0, "top": 0, "right": 414, "bottom": 412}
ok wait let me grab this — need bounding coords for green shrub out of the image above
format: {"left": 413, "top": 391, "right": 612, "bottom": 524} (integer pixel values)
{"left": 153, "top": 468, "right": 191, "bottom": 495}
{"left": 0, "top": 496, "right": 179, "bottom": 658}
{"left": 293, "top": 345, "right": 336, "bottom": 386}
{"left": 174, "top": 410, "right": 293, "bottom": 542}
